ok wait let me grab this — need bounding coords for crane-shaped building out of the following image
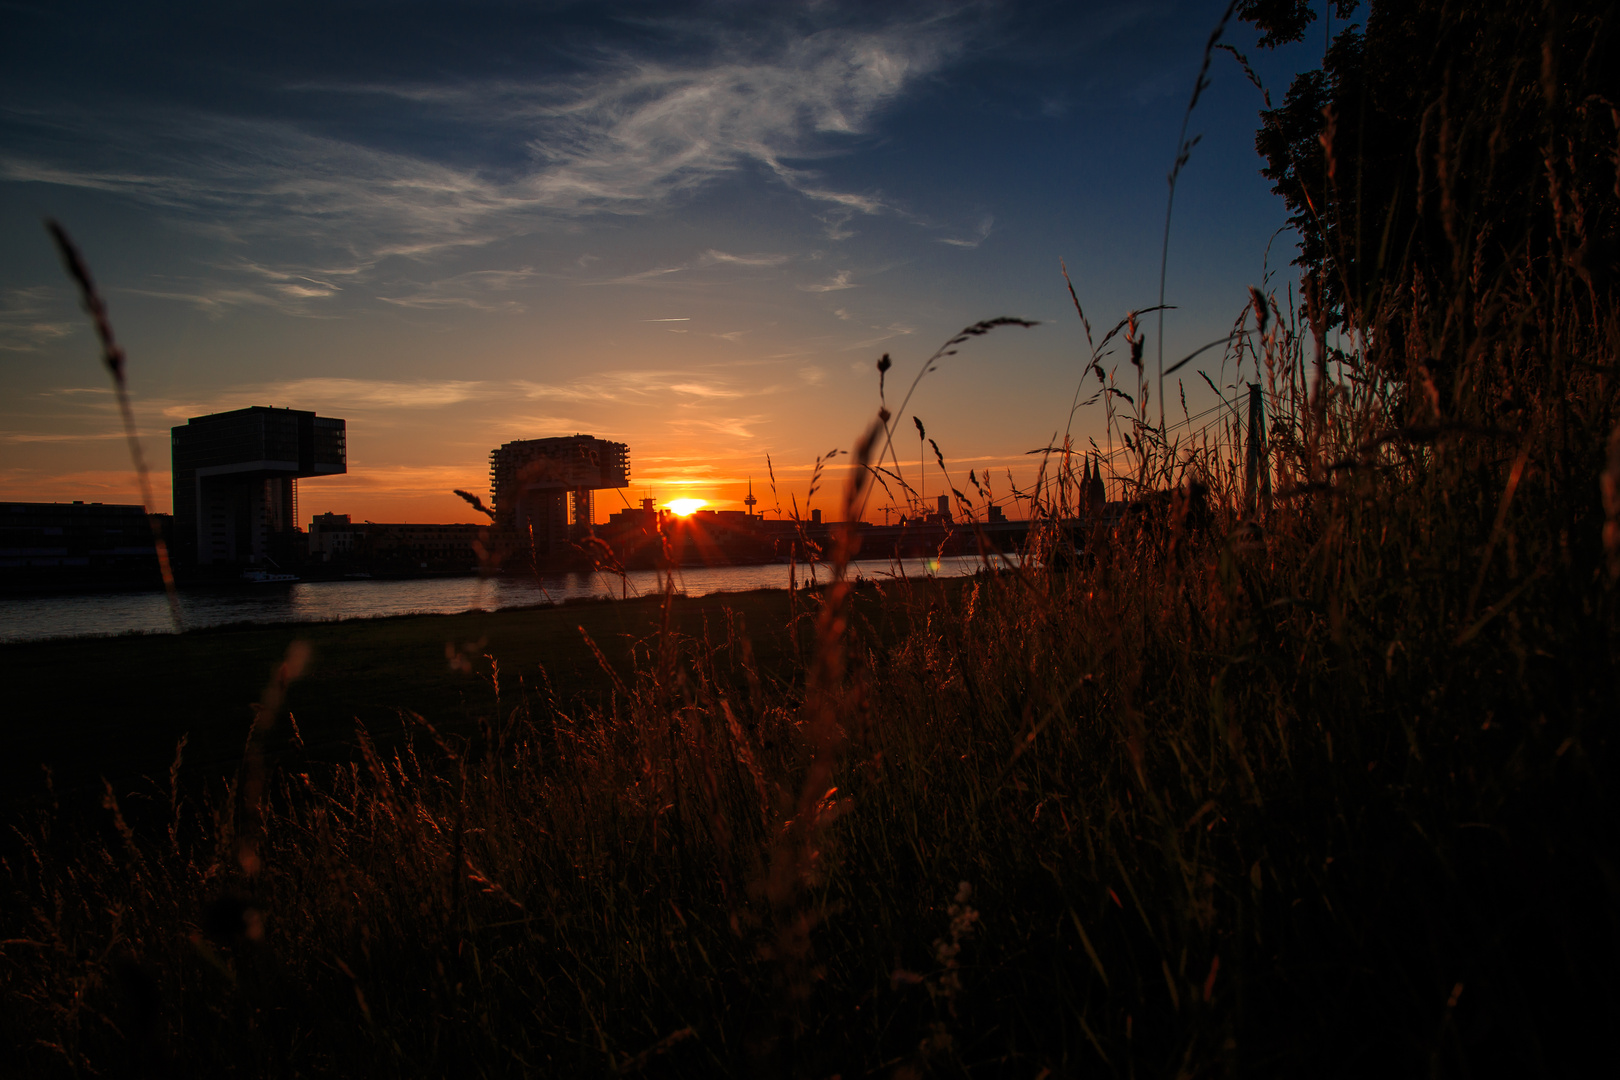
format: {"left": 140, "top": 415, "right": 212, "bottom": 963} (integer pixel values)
{"left": 489, "top": 435, "right": 629, "bottom": 555}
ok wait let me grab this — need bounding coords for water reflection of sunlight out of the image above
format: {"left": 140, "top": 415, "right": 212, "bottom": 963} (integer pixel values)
{"left": 0, "top": 556, "right": 1003, "bottom": 642}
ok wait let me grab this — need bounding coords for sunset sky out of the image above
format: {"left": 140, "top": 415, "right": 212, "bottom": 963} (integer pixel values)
{"left": 0, "top": 1, "right": 1326, "bottom": 523}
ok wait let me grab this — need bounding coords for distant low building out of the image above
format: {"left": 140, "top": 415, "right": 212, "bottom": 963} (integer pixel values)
{"left": 307, "top": 512, "right": 358, "bottom": 561}
{"left": 363, "top": 522, "right": 485, "bottom": 569}
{"left": 0, "top": 501, "right": 169, "bottom": 587}
{"left": 308, "top": 512, "right": 484, "bottom": 570}
{"left": 605, "top": 497, "right": 662, "bottom": 533}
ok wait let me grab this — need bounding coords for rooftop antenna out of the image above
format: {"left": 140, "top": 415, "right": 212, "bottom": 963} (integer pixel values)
{"left": 744, "top": 476, "right": 758, "bottom": 517}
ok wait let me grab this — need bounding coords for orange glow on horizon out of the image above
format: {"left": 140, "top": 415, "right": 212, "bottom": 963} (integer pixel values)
{"left": 666, "top": 498, "right": 707, "bottom": 516}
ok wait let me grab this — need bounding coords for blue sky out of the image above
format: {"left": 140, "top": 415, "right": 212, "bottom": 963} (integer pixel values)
{"left": 0, "top": 0, "right": 1331, "bottom": 521}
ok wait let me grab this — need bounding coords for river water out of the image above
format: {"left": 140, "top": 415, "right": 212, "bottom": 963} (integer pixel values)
{"left": 0, "top": 556, "right": 1009, "bottom": 643}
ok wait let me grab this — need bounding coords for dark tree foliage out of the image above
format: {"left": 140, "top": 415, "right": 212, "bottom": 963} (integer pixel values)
{"left": 1242, "top": 1, "right": 1620, "bottom": 343}
{"left": 1238, "top": 0, "right": 1357, "bottom": 49}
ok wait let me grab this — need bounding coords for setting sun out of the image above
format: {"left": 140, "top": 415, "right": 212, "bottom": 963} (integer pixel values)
{"left": 666, "top": 498, "right": 706, "bottom": 516}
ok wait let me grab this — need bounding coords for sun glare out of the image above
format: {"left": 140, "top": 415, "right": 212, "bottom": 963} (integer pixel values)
{"left": 666, "top": 498, "right": 706, "bottom": 516}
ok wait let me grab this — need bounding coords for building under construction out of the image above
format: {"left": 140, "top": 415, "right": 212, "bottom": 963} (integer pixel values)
{"left": 172, "top": 406, "right": 346, "bottom": 566}
{"left": 489, "top": 435, "right": 629, "bottom": 555}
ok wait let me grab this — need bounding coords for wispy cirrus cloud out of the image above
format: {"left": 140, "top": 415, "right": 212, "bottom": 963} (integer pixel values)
{"left": 518, "top": 368, "right": 758, "bottom": 405}
{"left": 840, "top": 322, "right": 917, "bottom": 350}
{"left": 265, "top": 378, "right": 492, "bottom": 410}
{"left": 117, "top": 284, "right": 341, "bottom": 318}
{"left": 0, "top": 287, "right": 77, "bottom": 353}
{"left": 512, "top": 359, "right": 838, "bottom": 412}
{"left": 147, "top": 378, "right": 496, "bottom": 420}
{"left": 376, "top": 267, "right": 541, "bottom": 312}
{"left": 299, "top": 463, "right": 496, "bottom": 496}
{"left": 584, "top": 247, "right": 797, "bottom": 291}
{"left": 30, "top": 370, "right": 721, "bottom": 427}
{"left": 939, "top": 214, "right": 995, "bottom": 248}
{"left": 669, "top": 381, "right": 747, "bottom": 399}
{"left": 106, "top": 256, "right": 373, "bottom": 316}
{"left": 0, "top": 15, "right": 969, "bottom": 279}
{"left": 702, "top": 249, "right": 791, "bottom": 267}
{"left": 596, "top": 266, "right": 687, "bottom": 286}
{"left": 0, "top": 430, "right": 126, "bottom": 444}
{"left": 666, "top": 414, "right": 771, "bottom": 440}
{"left": 800, "top": 269, "right": 858, "bottom": 292}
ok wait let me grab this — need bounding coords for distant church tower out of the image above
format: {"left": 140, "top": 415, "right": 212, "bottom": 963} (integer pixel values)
{"left": 1087, "top": 453, "right": 1107, "bottom": 512}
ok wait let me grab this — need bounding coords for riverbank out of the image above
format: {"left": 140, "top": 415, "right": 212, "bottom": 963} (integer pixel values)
{"left": 0, "top": 586, "right": 815, "bottom": 806}
{"left": 0, "top": 555, "right": 994, "bottom": 643}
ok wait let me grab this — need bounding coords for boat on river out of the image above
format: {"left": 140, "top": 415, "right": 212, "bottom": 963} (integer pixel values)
{"left": 239, "top": 568, "right": 299, "bottom": 585}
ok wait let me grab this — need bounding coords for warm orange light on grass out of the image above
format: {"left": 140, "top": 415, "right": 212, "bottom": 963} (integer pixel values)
{"left": 666, "top": 498, "right": 706, "bottom": 516}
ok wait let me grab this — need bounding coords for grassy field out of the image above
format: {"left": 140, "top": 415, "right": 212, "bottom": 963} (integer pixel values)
{"left": 0, "top": 588, "right": 810, "bottom": 805}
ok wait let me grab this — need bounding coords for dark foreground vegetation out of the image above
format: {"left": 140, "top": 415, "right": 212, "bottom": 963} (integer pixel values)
{"left": 0, "top": 589, "right": 801, "bottom": 807}
{"left": 4, "top": 1, "right": 1618, "bottom": 1075}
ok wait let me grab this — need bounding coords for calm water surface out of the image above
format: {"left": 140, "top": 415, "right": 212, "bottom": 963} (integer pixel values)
{"left": 0, "top": 557, "right": 1007, "bottom": 643}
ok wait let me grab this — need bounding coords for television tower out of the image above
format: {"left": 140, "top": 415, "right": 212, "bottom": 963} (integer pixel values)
{"left": 744, "top": 477, "right": 758, "bottom": 518}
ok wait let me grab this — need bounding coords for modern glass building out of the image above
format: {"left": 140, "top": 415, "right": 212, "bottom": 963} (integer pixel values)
{"left": 171, "top": 406, "right": 346, "bottom": 566}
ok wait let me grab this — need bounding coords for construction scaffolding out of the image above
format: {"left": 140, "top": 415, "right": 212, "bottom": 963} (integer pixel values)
{"left": 489, "top": 435, "right": 630, "bottom": 555}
